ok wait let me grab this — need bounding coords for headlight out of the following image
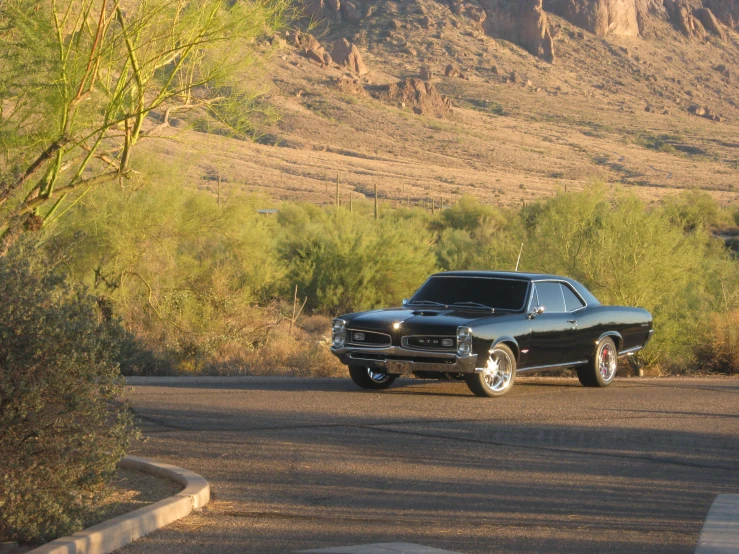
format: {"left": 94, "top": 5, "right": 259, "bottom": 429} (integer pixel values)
{"left": 332, "top": 319, "right": 346, "bottom": 349}
{"left": 457, "top": 327, "right": 472, "bottom": 357}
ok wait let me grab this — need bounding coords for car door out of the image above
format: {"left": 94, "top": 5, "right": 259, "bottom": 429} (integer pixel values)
{"left": 527, "top": 281, "right": 578, "bottom": 367}
{"left": 560, "top": 282, "right": 592, "bottom": 362}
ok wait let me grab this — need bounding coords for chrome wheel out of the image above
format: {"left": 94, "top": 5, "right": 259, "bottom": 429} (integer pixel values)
{"left": 368, "top": 369, "right": 392, "bottom": 383}
{"left": 481, "top": 348, "right": 514, "bottom": 392}
{"left": 599, "top": 342, "right": 617, "bottom": 383}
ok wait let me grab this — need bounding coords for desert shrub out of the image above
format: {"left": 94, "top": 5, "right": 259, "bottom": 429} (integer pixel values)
{"left": 278, "top": 206, "right": 437, "bottom": 313}
{"left": 49, "top": 177, "right": 284, "bottom": 373}
{"left": 662, "top": 189, "right": 735, "bottom": 231}
{"left": 0, "top": 241, "right": 136, "bottom": 544}
{"left": 435, "top": 195, "right": 502, "bottom": 232}
{"left": 696, "top": 310, "right": 739, "bottom": 374}
{"left": 516, "top": 187, "right": 736, "bottom": 368}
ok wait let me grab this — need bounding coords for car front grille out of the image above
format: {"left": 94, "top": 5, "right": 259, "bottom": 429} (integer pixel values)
{"left": 346, "top": 329, "right": 392, "bottom": 347}
{"left": 402, "top": 336, "right": 457, "bottom": 351}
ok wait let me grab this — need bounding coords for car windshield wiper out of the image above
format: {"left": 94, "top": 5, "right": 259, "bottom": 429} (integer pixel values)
{"left": 452, "top": 302, "right": 495, "bottom": 312}
{"left": 408, "top": 300, "right": 448, "bottom": 307}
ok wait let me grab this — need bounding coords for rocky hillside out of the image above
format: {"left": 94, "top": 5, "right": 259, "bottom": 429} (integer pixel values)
{"left": 142, "top": 0, "right": 739, "bottom": 209}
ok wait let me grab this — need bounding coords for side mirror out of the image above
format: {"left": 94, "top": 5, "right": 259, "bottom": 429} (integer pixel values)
{"left": 527, "top": 305, "right": 544, "bottom": 319}
{"left": 402, "top": 298, "right": 409, "bottom": 306}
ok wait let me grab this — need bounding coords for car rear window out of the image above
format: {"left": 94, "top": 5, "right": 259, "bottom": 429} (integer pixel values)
{"left": 410, "top": 277, "right": 529, "bottom": 311}
{"left": 562, "top": 284, "right": 586, "bottom": 311}
{"left": 535, "top": 282, "right": 566, "bottom": 313}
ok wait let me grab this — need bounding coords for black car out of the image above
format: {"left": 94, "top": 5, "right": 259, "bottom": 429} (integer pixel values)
{"left": 331, "top": 271, "right": 654, "bottom": 397}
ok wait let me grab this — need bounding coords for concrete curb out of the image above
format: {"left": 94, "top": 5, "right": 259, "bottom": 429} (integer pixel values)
{"left": 28, "top": 456, "right": 210, "bottom": 554}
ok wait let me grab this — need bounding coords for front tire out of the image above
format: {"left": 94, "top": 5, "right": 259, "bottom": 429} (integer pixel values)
{"left": 348, "top": 366, "right": 396, "bottom": 390}
{"left": 464, "top": 344, "right": 516, "bottom": 398}
{"left": 577, "top": 337, "right": 617, "bottom": 387}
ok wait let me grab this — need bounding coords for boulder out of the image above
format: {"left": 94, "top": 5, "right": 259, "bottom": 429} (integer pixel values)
{"left": 665, "top": 0, "right": 707, "bottom": 39}
{"left": 445, "top": 64, "right": 461, "bottom": 77}
{"left": 703, "top": 0, "right": 739, "bottom": 30}
{"left": 420, "top": 64, "right": 433, "bottom": 80}
{"left": 335, "top": 75, "right": 368, "bottom": 96}
{"left": 341, "top": 0, "right": 363, "bottom": 23}
{"left": 292, "top": 31, "right": 332, "bottom": 66}
{"left": 468, "top": 0, "right": 555, "bottom": 61}
{"left": 325, "top": 0, "right": 342, "bottom": 21}
{"left": 544, "top": 0, "right": 640, "bottom": 37}
{"left": 331, "top": 38, "right": 368, "bottom": 74}
{"left": 370, "top": 77, "right": 453, "bottom": 118}
{"left": 694, "top": 7, "right": 727, "bottom": 38}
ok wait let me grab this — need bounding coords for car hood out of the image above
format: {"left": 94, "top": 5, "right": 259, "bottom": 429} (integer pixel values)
{"left": 342, "top": 307, "right": 510, "bottom": 335}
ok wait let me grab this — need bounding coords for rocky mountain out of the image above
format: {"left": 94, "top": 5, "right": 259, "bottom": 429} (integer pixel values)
{"left": 144, "top": 0, "right": 739, "bottom": 211}
{"left": 304, "top": 0, "right": 738, "bottom": 59}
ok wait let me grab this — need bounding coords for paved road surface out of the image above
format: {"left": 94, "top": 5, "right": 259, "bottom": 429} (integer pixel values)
{"left": 120, "top": 376, "right": 739, "bottom": 554}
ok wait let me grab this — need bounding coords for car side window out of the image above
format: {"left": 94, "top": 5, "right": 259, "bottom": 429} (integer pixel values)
{"left": 562, "top": 283, "right": 585, "bottom": 312}
{"left": 535, "top": 282, "right": 566, "bottom": 313}
{"left": 528, "top": 285, "right": 539, "bottom": 311}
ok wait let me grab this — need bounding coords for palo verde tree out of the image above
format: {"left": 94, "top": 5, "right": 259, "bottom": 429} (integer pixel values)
{"left": 0, "top": 0, "right": 289, "bottom": 247}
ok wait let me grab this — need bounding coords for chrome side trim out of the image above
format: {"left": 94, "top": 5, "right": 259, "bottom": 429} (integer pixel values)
{"left": 516, "top": 360, "right": 588, "bottom": 374}
{"left": 618, "top": 345, "right": 643, "bottom": 356}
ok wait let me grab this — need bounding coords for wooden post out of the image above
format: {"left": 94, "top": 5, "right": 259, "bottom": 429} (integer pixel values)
{"left": 374, "top": 183, "right": 378, "bottom": 220}
{"left": 336, "top": 174, "right": 340, "bottom": 207}
{"left": 349, "top": 192, "right": 353, "bottom": 213}
{"left": 431, "top": 197, "right": 435, "bottom": 215}
{"left": 441, "top": 196, "right": 444, "bottom": 210}
{"left": 217, "top": 175, "right": 221, "bottom": 209}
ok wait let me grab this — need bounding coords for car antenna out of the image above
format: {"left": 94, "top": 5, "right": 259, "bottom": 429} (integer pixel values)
{"left": 515, "top": 243, "right": 524, "bottom": 272}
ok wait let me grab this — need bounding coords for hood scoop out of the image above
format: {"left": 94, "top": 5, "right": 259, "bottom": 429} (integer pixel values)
{"left": 411, "top": 310, "right": 440, "bottom": 316}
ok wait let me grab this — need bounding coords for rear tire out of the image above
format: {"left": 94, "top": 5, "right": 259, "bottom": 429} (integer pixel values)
{"left": 348, "top": 366, "right": 396, "bottom": 390}
{"left": 577, "top": 337, "right": 617, "bottom": 388}
{"left": 464, "top": 344, "right": 516, "bottom": 398}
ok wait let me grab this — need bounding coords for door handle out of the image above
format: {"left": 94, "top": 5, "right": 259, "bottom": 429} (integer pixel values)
{"left": 567, "top": 320, "right": 577, "bottom": 324}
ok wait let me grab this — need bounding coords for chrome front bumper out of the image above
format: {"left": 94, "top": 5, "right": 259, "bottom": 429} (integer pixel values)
{"left": 331, "top": 345, "right": 479, "bottom": 375}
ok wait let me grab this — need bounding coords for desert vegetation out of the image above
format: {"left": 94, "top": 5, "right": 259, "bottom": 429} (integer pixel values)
{"left": 30, "top": 169, "right": 739, "bottom": 377}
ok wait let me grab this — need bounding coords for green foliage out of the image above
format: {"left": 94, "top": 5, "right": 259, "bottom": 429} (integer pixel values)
{"left": 43, "top": 177, "right": 739, "bottom": 375}
{"left": 0, "top": 240, "right": 136, "bottom": 544}
{"left": 0, "top": 0, "right": 290, "bottom": 240}
{"left": 278, "top": 205, "right": 437, "bottom": 313}
{"left": 662, "top": 189, "right": 735, "bottom": 231}
{"left": 49, "top": 173, "right": 283, "bottom": 373}
{"left": 514, "top": 187, "right": 739, "bottom": 368}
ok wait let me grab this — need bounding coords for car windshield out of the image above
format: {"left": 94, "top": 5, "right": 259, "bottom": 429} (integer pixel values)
{"left": 409, "top": 276, "right": 529, "bottom": 311}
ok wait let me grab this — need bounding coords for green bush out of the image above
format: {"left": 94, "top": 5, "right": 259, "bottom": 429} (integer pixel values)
{"left": 278, "top": 205, "right": 437, "bottom": 313}
{"left": 49, "top": 177, "right": 284, "bottom": 373}
{"left": 515, "top": 187, "right": 739, "bottom": 368}
{"left": 0, "top": 241, "right": 136, "bottom": 544}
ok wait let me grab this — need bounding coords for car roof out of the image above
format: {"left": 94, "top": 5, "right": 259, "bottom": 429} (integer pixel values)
{"left": 430, "top": 271, "right": 601, "bottom": 306}
{"left": 432, "top": 270, "right": 564, "bottom": 281}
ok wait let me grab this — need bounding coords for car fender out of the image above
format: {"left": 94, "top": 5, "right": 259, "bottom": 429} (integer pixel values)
{"left": 489, "top": 336, "right": 521, "bottom": 363}
{"left": 596, "top": 331, "right": 623, "bottom": 352}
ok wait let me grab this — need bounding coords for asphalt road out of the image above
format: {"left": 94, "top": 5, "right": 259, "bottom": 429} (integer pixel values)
{"left": 120, "top": 376, "right": 739, "bottom": 554}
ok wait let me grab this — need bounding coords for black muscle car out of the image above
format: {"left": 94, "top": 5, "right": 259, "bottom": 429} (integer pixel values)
{"left": 331, "top": 271, "right": 654, "bottom": 397}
